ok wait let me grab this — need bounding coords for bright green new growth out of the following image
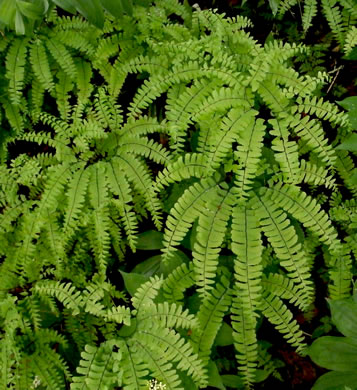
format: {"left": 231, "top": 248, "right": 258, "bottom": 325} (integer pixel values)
{"left": 0, "top": 1, "right": 355, "bottom": 389}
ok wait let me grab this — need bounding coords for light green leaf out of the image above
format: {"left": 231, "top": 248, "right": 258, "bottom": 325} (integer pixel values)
{"left": 120, "top": 270, "right": 149, "bottom": 297}
{"left": 329, "top": 298, "right": 357, "bottom": 338}
{"left": 308, "top": 336, "right": 357, "bottom": 371}
{"left": 312, "top": 371, "right": 357, "bottom": 390}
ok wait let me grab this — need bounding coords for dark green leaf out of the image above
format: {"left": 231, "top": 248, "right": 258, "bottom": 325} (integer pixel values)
{"left": 337, "top": 97, "right": 357, "bottom": 129}
{"left": 308, "top": 336, "right": 357, "bottom": 371}
{"left": 207, "top": 360, "right": 226, "bottom": 390}
{"left": 17, "top": 0, "right": 45, "bottom": 19}
{"left": 160, "top": 250, "right": 189, "bottom": 276}
{"left": 328, "top": 298, "right": 357, "bottom": 338}
{"left": 0, "top": 0, "right": 16, "bottom": 25}
{"left": 268, "top": 0, "right": 280, "bottom": 16}
{"left": 52, "top": 0, "right": 76, "bottom": 13}
{"left": 119, "top": 270, "right": 149, "bottom": 297}
{"left": 215, "top": 322, "right": 234, "bottom": 346}
{"left": 72, "top": 0, "right": 104, "bottom": 28}
{"left": 131, "top": 255, "right": 161, "bottom": 277}
{"left": 15, "top": 10, "right": 25, "bottom": 35}
{"left": 312, "top": 371, "right": 357, "bottom": 390}
{"left": 221, "top": 375, "right": 245, "bottom": 389}
{"left": 135, "top": 230, "right": 164, "bottom": 250}
{"left": 121, "top": 0, "right": 133, "bottom": 15}
{"left": 336, "top": 134, "right": 357, "bottom": 152}
{"left": 99, "top": 0, "right": 124, "bottom": 18}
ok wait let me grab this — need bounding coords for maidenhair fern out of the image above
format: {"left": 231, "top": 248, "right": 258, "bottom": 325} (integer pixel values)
{"left": 0, "top": 1, "right": 355, "bottom": 389}
{"left": 278, "top": 0, "right": 357, "bottom": 50}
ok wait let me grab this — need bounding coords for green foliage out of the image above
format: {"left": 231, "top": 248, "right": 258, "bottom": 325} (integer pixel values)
{"left": 0, "top": 1, "right": 355, "bottom": 389}
{"left": 308, "top": 291, "right": 357, "bottom": 389}
{"left": 274, "top": 0, "right": 357, "bottom": 50}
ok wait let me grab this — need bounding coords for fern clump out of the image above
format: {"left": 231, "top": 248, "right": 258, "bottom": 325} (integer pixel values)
{"left": 0, "top": 1, "right": 355, "bottom": 389}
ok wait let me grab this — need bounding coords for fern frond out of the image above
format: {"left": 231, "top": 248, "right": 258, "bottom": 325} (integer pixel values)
{"left": 5, "top": 38, "right": 28, "bottom": 105}
{"left": 266, "top": 183, "right": 341, "bottom": 256}
{"left": 114, "top": 154, "right": 162, "bottom": 230}
{"left": 93, "top": 88, "right": 123, "bottom": 131}
{"left": 298, "top": 160, "right": 336, "bottom": 189}
{"left": 29, "top": 40, "right": 54, "bottom": 92}
{"left": 1, "top": 99, "right": 24, "bottom": 136}
{"left": 63, "top": 167, "right": 91, "bottom": 235}
{"left": 293, "top": 96, "right": 349, "bottom": 127}
{"left": 74, "top": 59, "right": 93, "bottom": 104}
{"left": 35, "top": 281, "right": 82, "bottom": 316}
{"left": 254, "top": 192, "right": 314, "bottom": 306}
{"left": 344, "top": 26, "right": 357, "bottom": 54}
{"left": 234, "top": 118, "right": 266, "bottom": 200}
{"left": 288, "top": 114, "right": 336, "bottom": 167}
{"left": 154, "top": 153, "right": 208, "bottom": 193}
{"left": 321, "top": 0, "right": 345, "bottom": 45}
{"left": 55, "top": 70, "right": 73, "bottom": 121}
{"left": 269, "top": 117, "right": 300, "bottom": 183}
{"left": 207, "top": 108, "right": 256, "bottom": 171}
{"left": 105, "top": 161, "right": 138, "bottom": 250}
{"left": 117, "top": 137, "right": 171, "bottom": 166}
{"left": 161, "top": 178, "right": 219, "bottom": 262}
{"left": 192, "top": 276, "right": 231, "bottom": 361}
{"left": 162, "top": 263, "right": 195, "bottom": 303}
{"left": 119, "top": 340, "right": 149, "bottom": 390}
{"left": 193, "top": 186, "right": 234, "bottom": 300}
{"left": 260, "top": 292, "right": 306, "bottom": 352}
{"left": 134, "top": 323, "right": 207, "bottom": 387}
{"left": 231, "top": 205, "right": 263, "bottom": 387}
{"left": 328, "top": 244, "right": 353, "bottom": 299}
{"left": 131, "top": 340, "right": 182, "bottom": 390}
{"left": 71, "top": 341, "right": 120, "bottom": 390}
{"left": 46, "top": 38, "right": 77, "bottom": 79}
{"left": 132, "top": 275, "right": 164, "bottom": 312}
{"left": 302, "top": 0, "right": 318, "bottom": 32}
{"left": 139, "top": 302, "right": 198, "bottom": 330}
{"left": 262, "top": 273, "right": 309, "bottom": 310}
